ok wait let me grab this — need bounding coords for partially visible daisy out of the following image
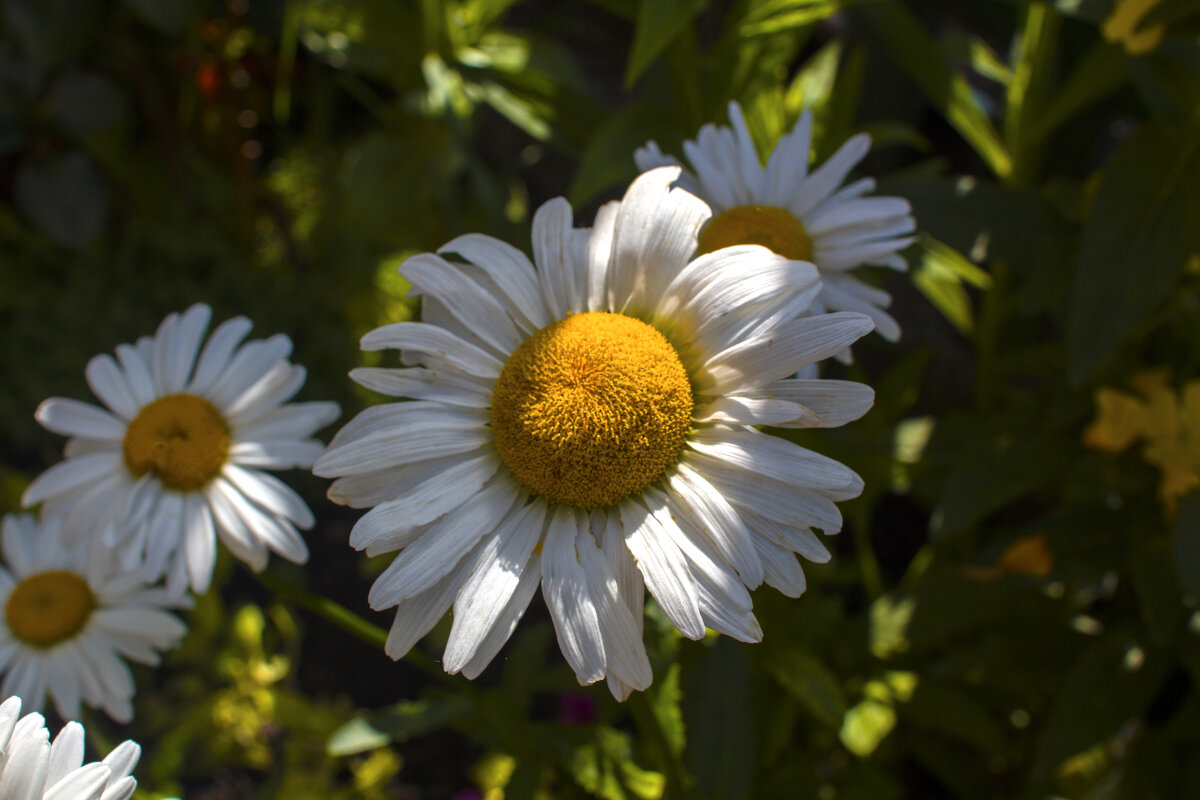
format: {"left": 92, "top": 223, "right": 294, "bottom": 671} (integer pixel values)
{"left": 0, "top": 694, "right": 141, "bottom": 800}
{"left": 21, "top": 304, "right": 340, "bottom": 597}
{"left": 636, "top": 101, "right": 916, "bottom": 350}
{"left": 0, "top": 514, "right": 187, "bottom": 722}
{"left": 315, "top": 167, "right": 875, "bottom": 698}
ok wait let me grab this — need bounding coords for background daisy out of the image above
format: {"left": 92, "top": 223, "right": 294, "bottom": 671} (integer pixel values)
{"left": 0, "top": 514, "right": 187, "bottom": 723}
{"left": 21, "top": 304, "right": 340, "bottom": 597}
{"left": 315, "top": 167, "right": 875, "bottom": 698}
{"left": 636, "top": 101, "right": 916, "bottom": 349}
{"left": 0, "top": 695, "right": 141, "bottom": 800}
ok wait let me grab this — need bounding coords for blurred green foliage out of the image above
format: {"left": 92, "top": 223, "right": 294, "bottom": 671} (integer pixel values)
{"left": 4, "top": 0, "right": 1200, "bottom": 798}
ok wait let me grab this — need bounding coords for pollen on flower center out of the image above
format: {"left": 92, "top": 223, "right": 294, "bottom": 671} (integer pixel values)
{"left": 5, "top": 570, "right": 95, "bottom": 648}
{"left": 123, "top": 393, "right": 230, "bottom": 490}
{"left": 490, "top": 312, "right": 693, "bottom": 509}
{"left": 697, "top": 204, "right": 813, "bottom": 262}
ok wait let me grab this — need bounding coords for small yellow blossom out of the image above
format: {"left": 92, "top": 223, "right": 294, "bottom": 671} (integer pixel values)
{"left": 1084, "top": 370, "right": 1200, "bottom": 515}
{"left": 964, "top": 534, "right": 1054, "bottom": 581}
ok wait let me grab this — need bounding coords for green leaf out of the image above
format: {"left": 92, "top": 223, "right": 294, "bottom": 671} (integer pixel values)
{"left": 1030, "top": 636, "right": 1171, "bottom": 784}
{"left": 1174, "top": 494, "right": 1200, "bottom": 596}
{"left": 900, "top": 681, "right": 1006, "bottom": 753}
{"left": 738, "top": 0, "right": 861, "bottom": 37}
{"left": 1067, "top": 116, "right": 1200, "bottom": 382}
{"left": 624, "top": 0, "right": 706, "bottom": 86}
{"left": 327, "top": 694, "right": 473, "bottom": 756}
{"left": 912, "top": 235, "right": 991, "bottom": 334}
{"left": 682, "top": 638, "right": 755, "bottom": 800}
{"left": 568, "top": 727, "right": 664, "bottom": 800}
{"left": 1030, "top": 41, "right": 1129, "bottom": 143}
{"left": 857, "top": 1, "right": 1011, "bottom": 179}
{"left": 649, "top": 661, "right": 686, "bottom": 755}
{"left": 765, "top": 647, "right": 846, "bottom": 728}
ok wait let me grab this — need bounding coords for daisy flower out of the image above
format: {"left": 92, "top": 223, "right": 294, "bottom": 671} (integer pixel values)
{"left": 636, "top": 101, "right": 916, "bottom": 348}
{"left": 21, "top": 304, "right": 340, "bottom": 597}
{"left": 0, "top": 514, "right": 188, "bottom": 723}
{"left": 0, "top": 694, "right": 141, "bottom": 800}
{"left": 314, "top": 167, "right": 875, "bottom": 699}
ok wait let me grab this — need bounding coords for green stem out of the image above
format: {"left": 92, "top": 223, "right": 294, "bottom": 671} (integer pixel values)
{"left": 628, "top": 691, "right": 692, "bottom": 799}
{"left": 248, "top": 567, "right": 456, "bottom": 686}
{"left": 850, "top": 504, "right": 885, "bottom": 599}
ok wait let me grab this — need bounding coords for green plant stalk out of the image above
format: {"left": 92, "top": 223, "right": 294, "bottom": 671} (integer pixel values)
{"left": 249, "top": 566, "right": 455, "bottom": 687}
{"left": 850, "top": 503, "right": 885, "bottom": 598}
{"left": 1005, "top": 1, "right": 1061, "bottom": 188}
{"left": 628, "top": 691, "right": 694, "bottom": 799}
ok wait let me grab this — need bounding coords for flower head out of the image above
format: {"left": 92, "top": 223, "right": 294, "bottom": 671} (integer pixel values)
{"left": 22, "top": 304, "right": 341, "bottom": 597}
{"left": 315, "top": 168, "right": 875, "bottom": 698}
{"left": 636, "top": 101, "right": 916, "bottom": 353}
{"left": 0, "top": 695, "right": 142, "bottom": 800}
{"left": 0, "top": 514, "right": 188, "bottom": 722}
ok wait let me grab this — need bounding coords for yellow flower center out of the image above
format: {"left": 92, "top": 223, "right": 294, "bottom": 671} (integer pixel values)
{"left": 490, "top": 312, "right": 693, "bottom": 509}
{"left": 123, "top": 393, "right": 230, "bottom": 490}
{"left": 697, "top": 204, "right": 813, "bottom": 262}
{"left": 5, "top": 571, "right": 95, "bottom": 648}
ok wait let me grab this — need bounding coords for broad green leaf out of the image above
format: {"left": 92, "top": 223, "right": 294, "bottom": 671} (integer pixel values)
{"left": 1067, "top": 116, "right": 1200, "bottom": 382}
{"left": 1173, "top": 494, "right": 1200, "bottom": 596}
{"left": 1030, "top": 636, "right": 1171, "bottom": 783}
{"left": 857, "top": 1, "right": 1011, "bottom": 179}
{"left": 1030, "top": 41, "right": 1129, "bottom": 143}
{"left": 624, "top": 0, "right": 706, "bottom": 86}
{"left": 14, "top": 152, "right": 108, "bottom": 250}
{"left": 327, "top": 695, "right": 473, "bottom": 756}
{"left": 649, "top": 661, "right": 686, "bottom": 755}
{"left": 899, "top": 681, "right": 1006, "bottom": 753}
{"left": 765, "top": 647, "right": 846, "bottom": 728}
{"left": 682, "top": 638, "right": 755, "bottom": 800}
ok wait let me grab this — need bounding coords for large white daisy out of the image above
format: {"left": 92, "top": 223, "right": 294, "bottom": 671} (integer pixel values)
{"left": 21, "top": 304, "right": 340, "bottom": 597}
{"left": 0, "top": 695, "right": 141, "bottom": 800}
{"left": 314, "top": 168, "right": 876, "bottom": 699}
{"left": 636, "top": 101, "right": 916, "bottom": 348}
{"left": 0, "top": 514, "right": 187, "bottom": 723}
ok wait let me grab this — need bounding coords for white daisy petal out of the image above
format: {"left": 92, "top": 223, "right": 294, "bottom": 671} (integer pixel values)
{"left": 619, "top": 499, "right": 704, "bottom": 640}
{"left": 84, "top": 355, "right": 139, "bottom": 421}
{"left": 349, "top": 367, "right": 491, "bottom": 407}
{"left": 188, "top": 315, "right": 254, "bottom": 394}
{"left": 789, "top": 133, "right": 872, "bottom": 219}
{"left": 738, "top": 378, "right": 875, "bottom": 428}
{"left": 699, "top": 311, "right": 874, "bottom": 395}
{"left": 21, "top": 453, "right": 121, "bottom": 507}
{"left": 752, "top": 535, "right": 808, "bottom": 597}
{"left": 382, "top": 555, "right": 472, "bottom": 660}
{"left": 765, "top": 109, "right": 813, "bottom": 207}
{"left": 401, "top": 253, "right": 524, "bottom": 356}
{"left": 164, "top": 303, "right": 212, "bottom": 393}
{"left": 368, "top": 478, "right": 522, "bottom": 608}
{"left": 541, "top": 507, "right": 606, "bottom": 685}
{"left": 34, "top": 399, "right": 125, "bottom": 441}
{"left": 666, "top": 463, "right": 762, "bottom": 587}
{"left": 360, "top": 322, "right": 503, "bottom": 377}
{"left": 531, "top": 197, "right": 577, "bottom": 320}
{"left": 439, "top": 233, "right": 550, "bottom": 332}
{"left": 575, "top": 528, "right": 652, "bottom": 689}
{"left": 688, "top": 426, "right": 863, "bottom": 498}
{"left": 222, "top": 463, "right": 315, "bottom": 528}
{"left": 460, "top": 554, "right": 542, "bottom": 680}
{"left": 206, "top": 334, "right": 294, "bottom": 410}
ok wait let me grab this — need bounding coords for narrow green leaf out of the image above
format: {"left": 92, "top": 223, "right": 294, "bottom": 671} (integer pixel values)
{"left": 765, "top": 647, "right": 846, "bottom": 728}
{"left": 624, "top": 0, "right": 706, "bottom": 86}
{"left": 682, "top": 638, "right": 755, "bottom": 800}
{"left": 1173, "top": 494, "right": 1200, "bottom": 596}
{"left": 1030, "top": 41, "right": 1129, "bottom": 143}
{"left": 739, "top": 0, "right": 860, "bottom": 37}
{"left": 1067, "top": 116, "right": 1200, "bottom": 382}
{"left": 912, "top": 235, "right": 992, "bottom": 334}
{"left": 1030, "top": 637, "right": 1171, "bottom": 784}
{"left": 857, "top": 1, "right": 1011, "bottom": 179}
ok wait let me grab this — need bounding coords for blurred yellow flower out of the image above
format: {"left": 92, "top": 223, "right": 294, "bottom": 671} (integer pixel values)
{"left": 1102, "top": 0, "right": 1166, "bottom": 54}
{"left": 1084, "top": 369, "right": 1200, "bottom": 515}
{"left": 963, "top": 534, "right": 1054, "bottom": 581}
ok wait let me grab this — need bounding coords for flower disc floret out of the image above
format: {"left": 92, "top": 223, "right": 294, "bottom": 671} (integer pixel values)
{"left": 698, "top": 205, "right": 813, "bottom": 262}
{"left": 5, "top": 570, "right": 94, "bottom": 648}
{"left": 122, "top": 393, "right": 230, "bottom": 490}
{"left": 491, "top": 312, "right": 693, "bottom": 508}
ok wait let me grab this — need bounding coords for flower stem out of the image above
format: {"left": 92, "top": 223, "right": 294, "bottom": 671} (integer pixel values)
{"left": 248, "top": 566, "right": 456, "bottom": 686}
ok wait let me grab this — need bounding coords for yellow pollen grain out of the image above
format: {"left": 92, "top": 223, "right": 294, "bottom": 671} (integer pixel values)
{"left": 123, "top": 393, "right": 230, "bottom": 490}
{"left": 5, "top": 570, "right": 95, "bottom": 648}
{"left": 697, "top": 204, "right": 814, "bottom": 262}
{"left": 491, "top": 312, "right": 693, "bottom": 509}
